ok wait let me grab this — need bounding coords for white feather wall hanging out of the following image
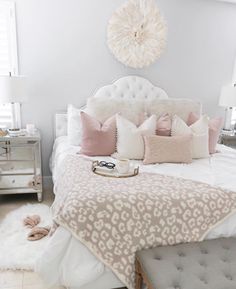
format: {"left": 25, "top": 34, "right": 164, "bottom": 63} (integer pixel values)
{"left": 107, "top": 0, "right": 167, "bottom": 69}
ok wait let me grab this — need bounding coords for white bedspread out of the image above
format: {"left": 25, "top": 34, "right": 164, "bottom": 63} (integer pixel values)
{"left": 36, "top": 136, "right": 236, "bottom": 289}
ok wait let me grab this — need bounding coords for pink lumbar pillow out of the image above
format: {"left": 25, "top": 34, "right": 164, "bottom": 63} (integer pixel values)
{"left": 80, "top": 112, "right": 116, "bottom": 156}
{"left": 187, "top": 112, "right": 223, "bottom": 154}
{"left": 143, "top": 135, "right": 193, "bottom": 165}
{"left": 156, "top": 113, "right": 172, "bottom": 136}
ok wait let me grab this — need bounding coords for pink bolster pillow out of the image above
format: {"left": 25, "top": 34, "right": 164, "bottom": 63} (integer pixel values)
{"left": 187, "top": 112, "right": 223, "bottom": 154}
{"left": 80, "top": 112, "right": 116, "bottom": 156}
{"left": 143, "top": 135, "right": 193, "bottom": 165}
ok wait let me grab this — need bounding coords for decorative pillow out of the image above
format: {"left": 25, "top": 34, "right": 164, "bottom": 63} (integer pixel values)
{"left": 171, "top": 115, "right": 209, "bottom": 159}
{"left": 86, "top": 96, "right": 145, "bottom": 125}
{"left": 115, "top": 114, "right": 157, "bottom": 160}
{"left": 67, "top": 104, "right": 82, "bottom": 146}
{"left": 143, "top": 135, "right": 193, "bottom": 164}
{"left": 147, "top": 99, "right": 202, "bottom": 123}
{"left": 80, "top": 112, "right": 116, "bottom": 156}
{"left": 156, "top": 113, "right": 171, "bottom": 136}
{"left": 187, "top": 112, "right": 223, "bottom": 154}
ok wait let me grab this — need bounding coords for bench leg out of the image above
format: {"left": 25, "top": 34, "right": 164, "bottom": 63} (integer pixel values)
{"left": 135, "top": 260, "right": 143, "bottom": 289}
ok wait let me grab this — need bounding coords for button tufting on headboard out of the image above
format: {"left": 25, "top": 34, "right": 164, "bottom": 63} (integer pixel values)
{"left": 93, "top": 76, "right": 169, "bottom": 100}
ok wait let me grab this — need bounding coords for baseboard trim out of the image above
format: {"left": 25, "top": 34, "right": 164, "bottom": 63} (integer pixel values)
{"left": 42, "top": 176, "right": 53, "bottom": 191}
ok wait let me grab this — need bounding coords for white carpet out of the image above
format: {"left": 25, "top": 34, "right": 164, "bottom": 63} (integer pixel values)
{"left": 0, "top": 204, "right": 52, "bottom": 271}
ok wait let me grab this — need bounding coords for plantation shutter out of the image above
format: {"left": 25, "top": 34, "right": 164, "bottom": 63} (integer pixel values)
{"left": 0, "top": 1, "right": 18, "bottom": 128}
{"left": 0, "top": 1, "right": 18, "bottom": 76}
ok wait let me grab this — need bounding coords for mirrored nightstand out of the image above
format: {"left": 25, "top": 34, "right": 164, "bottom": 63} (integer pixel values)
{"left": 220, "top": 132, "right": 236, "bottom": 149}
{"left": 0, "top": 130, "right": 43, "bottom": 202}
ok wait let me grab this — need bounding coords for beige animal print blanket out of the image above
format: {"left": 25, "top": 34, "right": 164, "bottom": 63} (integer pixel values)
{"left": 52, "top": 155, "right": 236, "bottom": 289}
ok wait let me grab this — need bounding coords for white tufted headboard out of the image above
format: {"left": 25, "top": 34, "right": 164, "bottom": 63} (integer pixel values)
{"left": 92, "top": 76, "right": 168, "bottom": 100}
{"left": 54, "top": 75, "right": 202, "bottom": 138}
{"left": 54, "top": 112, "right": 67, "bottom": 140}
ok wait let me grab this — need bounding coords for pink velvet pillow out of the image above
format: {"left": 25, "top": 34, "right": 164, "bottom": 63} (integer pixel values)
{"left": 187, "top": 112, "right": 223, "bottom": 154}
{"left": 80, "top": 112, "right": 116, "bottom": 156}
{"left": 156, "top": 113, "right": 172, "bottom": 136}
{"left": 143, "top": 135, "right": 193, "bottom": 165}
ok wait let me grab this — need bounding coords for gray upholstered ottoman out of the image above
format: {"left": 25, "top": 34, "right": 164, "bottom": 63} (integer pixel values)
{"left": 135, "top": 238, "right": 236, "bottom": 289}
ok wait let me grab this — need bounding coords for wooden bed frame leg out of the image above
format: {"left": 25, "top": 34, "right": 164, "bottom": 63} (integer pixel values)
{"left": 135, "top": 259, "right": 143, "bottom": 289}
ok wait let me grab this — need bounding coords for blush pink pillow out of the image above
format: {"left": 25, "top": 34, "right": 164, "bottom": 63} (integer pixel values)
{"left": 80, "top": 112, "right": 116, "bottom": 156}
{"left": 187, "top": 112, "right": 223, "bottom": 154}
{"left": 143, "top": 135, "right": 193, "bottom": 165}
{"left": 156, "top": 113, "right": 172, "bottom": 136}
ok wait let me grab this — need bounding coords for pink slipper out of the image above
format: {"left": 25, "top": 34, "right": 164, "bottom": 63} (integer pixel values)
{"left": 27, "top": 226, "right": 50, "bottom": 241}
{"left": 23, "top": 215, "right": 41, "bottom": 228}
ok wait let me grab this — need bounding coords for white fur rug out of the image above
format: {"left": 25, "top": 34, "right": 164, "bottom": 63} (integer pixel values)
{"left": 0, "top": 204, "right": 52, "bottom": 271}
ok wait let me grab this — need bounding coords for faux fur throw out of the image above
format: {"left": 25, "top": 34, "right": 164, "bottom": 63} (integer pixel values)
{"left": 52, "top": 156, "right": 236, "bottom": 289}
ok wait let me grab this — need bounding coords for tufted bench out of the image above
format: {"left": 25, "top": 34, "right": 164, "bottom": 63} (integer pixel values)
{"left": 135, "top": 238, "right": 236, "bottom": 289}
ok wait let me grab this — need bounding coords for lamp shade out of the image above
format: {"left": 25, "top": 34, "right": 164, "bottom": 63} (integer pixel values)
{"left": 219, "top": 85, "right": 236, "bottom": 108}
{"left": 0, "top": 75, "right": 27, "bottom": 104}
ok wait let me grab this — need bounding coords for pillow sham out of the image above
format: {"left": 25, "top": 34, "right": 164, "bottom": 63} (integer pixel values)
{"left": 156, "top": 113, "right": 172, "bottom": 136}
{"left": 171, "top": 115, "right": 209, "bottom": 159}
{"left": 187, "top": 112, "right": 223, "bottom": 154}
{"left": 67, "top": 104, "right": 82, "bottom": 146}
{"left": 115, "top": 114, "right": 157, "bottom": 160}
{"left": 86, "top": 96, "right": 145, "bottom": 125}
{"left": 80, "top": 112, "right": 116, "bottom": 156}
{"left": 143, "top": 135, "right": 193, "bottom": 164}
{"left": 147, "top": 99, "right": 202, "bottom": 123}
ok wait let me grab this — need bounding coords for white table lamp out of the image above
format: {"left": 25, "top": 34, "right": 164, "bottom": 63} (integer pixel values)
{"left": 219, "top": 85, "right": 236, "bottom": 131}
{"left": 0, "top": 75, "right": 27, "bottom": 132}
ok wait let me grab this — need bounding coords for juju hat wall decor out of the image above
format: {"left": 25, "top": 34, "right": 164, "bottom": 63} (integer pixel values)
{"left": 107, "top": 0, "right": 167, "bottom": 69}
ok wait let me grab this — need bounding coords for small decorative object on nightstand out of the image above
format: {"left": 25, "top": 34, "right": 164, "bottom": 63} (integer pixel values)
{"left": 220, "top": 131, "right": 236, "bottom": 149}
{"left": 0, "top": 130, "right": 43, "bottom": 201}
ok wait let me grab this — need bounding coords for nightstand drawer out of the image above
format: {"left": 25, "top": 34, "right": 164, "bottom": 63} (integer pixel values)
{"left": 0, "top": 174, "right": 40, "bottom": 191}
{"left": 0, "top": 142, "right": 36, "bottom": 161}
{"left": 220, "top": 134, "right": 236, "bottom": 149}
{"left": 222, "top": 140, "right": 236, "bottom": 148}
{"left": 0, "top": 160, "right": 40, "bottom": 174}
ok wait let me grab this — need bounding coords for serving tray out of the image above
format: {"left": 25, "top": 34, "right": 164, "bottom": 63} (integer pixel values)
{"left": 92, "top": 161, "right": 139, "bottom": 178}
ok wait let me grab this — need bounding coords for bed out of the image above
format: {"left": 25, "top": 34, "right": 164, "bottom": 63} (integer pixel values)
{"left": 36, "top": 76, "right": 236, "bottom": 289}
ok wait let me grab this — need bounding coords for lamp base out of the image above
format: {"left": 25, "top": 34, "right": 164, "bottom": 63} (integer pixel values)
{"left": 10, "top": 102, "right": 22, "bottom": 131}
{"left": 223, "top": 107, "right": 233, "bottom": 131}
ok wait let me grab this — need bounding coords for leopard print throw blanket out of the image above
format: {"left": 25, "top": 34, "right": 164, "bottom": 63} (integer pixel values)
{"left": 52, "top": 155, "right": 236, "bottom": 289}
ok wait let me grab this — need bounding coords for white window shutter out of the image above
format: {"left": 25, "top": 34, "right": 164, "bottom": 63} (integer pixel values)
{"left": 0, "top": 1, "right": 18, "bottom": 76}
{"left": 0, "top": 1, "right": 18, "bottom": 129}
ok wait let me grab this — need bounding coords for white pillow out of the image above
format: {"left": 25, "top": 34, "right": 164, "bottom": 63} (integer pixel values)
{"left": 171, "top": 115, "right": 209, "bottom": 159}
{"left": 115, "top": 114, "right": 157, "bottom": 160}
{"left": 67, "top": 104, "right": 82, "bottom": 146}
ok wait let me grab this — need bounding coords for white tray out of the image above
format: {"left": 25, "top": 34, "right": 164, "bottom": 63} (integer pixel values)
{"left": 92, "top": 161, "right": 139, "bottom": 178}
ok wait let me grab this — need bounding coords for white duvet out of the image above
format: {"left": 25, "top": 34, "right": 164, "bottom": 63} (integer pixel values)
{"left": 36, "top": 136, "right": 236, "bottom": 289}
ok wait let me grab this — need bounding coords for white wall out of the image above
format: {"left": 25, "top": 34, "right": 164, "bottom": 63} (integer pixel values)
{"left": 14, "top": 0, "right": 236, "bottom": 177}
